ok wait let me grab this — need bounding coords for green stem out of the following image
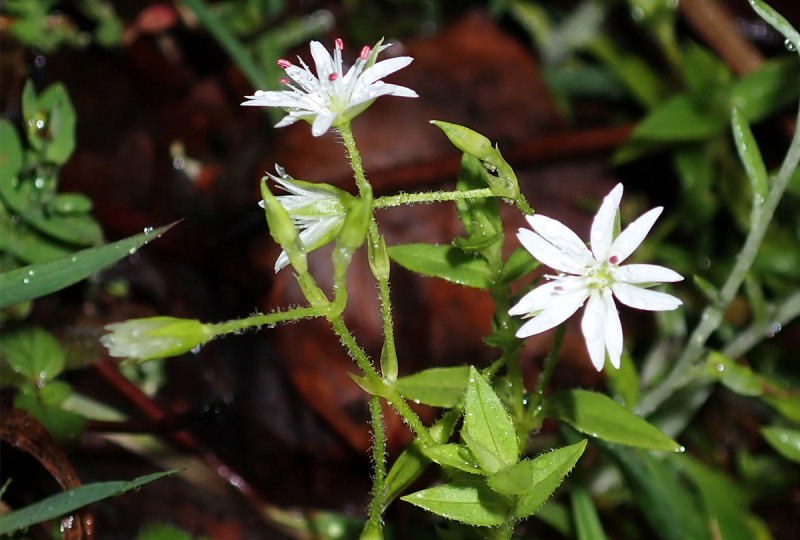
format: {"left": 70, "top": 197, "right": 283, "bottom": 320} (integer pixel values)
{"left": 365, "top": 395, "right": 387, "bottom": 534}
{"left": 338, "top": 122, "right": 370, "bottom": 196}
{"left": 374, "top": 188, "right": 495, "bottom": 209}
{"left": 208, "top": 306, "right": 319, "bottom": 337}
{"left": 639, "top": 103, "right": 800, "bottom": 416}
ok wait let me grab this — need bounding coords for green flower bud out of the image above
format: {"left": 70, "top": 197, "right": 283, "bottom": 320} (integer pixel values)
{"left": 100, "top": 317, "right": 214, "bottom": 361}
{"left": 338, "top": 187, "right": 373, "bottom": 252}
{"left": 368, "top": 234, "right": 390, "bottom": 281}
{"left": 430, "top": 120, "right": 519, "bottom": 199}
{"left": 261, "top": 179, "right": 307, "bottom": 273}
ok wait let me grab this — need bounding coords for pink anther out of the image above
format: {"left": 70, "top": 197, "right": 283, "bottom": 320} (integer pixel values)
{"left": 329, "top": 73, "right": 339, "bottom": 81}
{"left": 279, "top": 78, "right": 290, "bottom": 85}
{"left": 609, "top": 255, "right": 619, "bottom": 264}
{"left": 277, "top": 59, "right": 292, "bottom": 69}
{"left": 335, "top": 38, "right": 344, "bottom": 50}
{"left": 360, "top": 46, "right": 371, "bottom": 60}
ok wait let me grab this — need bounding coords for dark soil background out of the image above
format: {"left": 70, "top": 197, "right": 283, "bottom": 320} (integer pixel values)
{"left": 2, "top": 0, "right": 799, "bottom": 538}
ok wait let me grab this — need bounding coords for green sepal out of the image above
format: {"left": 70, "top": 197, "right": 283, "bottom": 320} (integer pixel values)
{"left": 347, "top": 371, "right": 393, "bottom": 398}
{"left": 260, "top": 180, "right": 306, "bottom": 273}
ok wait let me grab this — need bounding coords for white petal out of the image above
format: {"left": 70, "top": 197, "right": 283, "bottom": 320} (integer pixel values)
{"left": 612, "top": 282, "right": 682, "bottom": 311}
{"left": 591, "top": 183, "right": 623, "bottom": 261}
{"left": 274, "top": 250, "right": 290, "bottom": 272}
{"left": 284, "top": 64, "right": 322, "bottom": 95}
{"left": 358, "top": 57, "right": 414, "bottom": 86}
{"left": 527, "top": 214, "right": 593, "bottom": 267}
{"left": 612, "top": 264, "right": 683, "bottom": 284}
{"left": 309, "top": 41, "right": 337, "bottom": 82}
{"left": 311, "top": 110, "right": 337, "bottom": 136}
{"left": 603, "top": 291, "right": 623, "bottom": 369}
{"left": 242, "top": 91, "right": 307, "bottom": 108}
{"left": 609, "top": 206, "right": 662, "bottom": 264}
{"left": 517, "top": 228, "right": 586, "bottom": 275}
{"left": 581, "top": 292, "right": 607, "bottom": 371}
{"left": 515, "top": 288, "right": 587, "bottom": 338}
{"left": 508, "top": 277, "right": 586, "bottom": 316}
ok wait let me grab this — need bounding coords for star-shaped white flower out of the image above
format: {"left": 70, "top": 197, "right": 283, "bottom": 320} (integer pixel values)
{"left": 509, "top": 183, "right": 683, "bottom": 371}
{"left": 260, "top": 165, "right": 353, "bottom": 272}
{"left": 242, "top": 38, "right": 418, "bottom": 136}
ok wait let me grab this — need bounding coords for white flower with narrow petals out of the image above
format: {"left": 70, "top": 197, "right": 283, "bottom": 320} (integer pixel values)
{"left": 509, "top": 183, "right": 683, "bottom": 371}
{"left": 260, "top": 165, "right": 354, "bottom": 272}
{"left": 242, "top": 38, "right": 418, "bottom": 136}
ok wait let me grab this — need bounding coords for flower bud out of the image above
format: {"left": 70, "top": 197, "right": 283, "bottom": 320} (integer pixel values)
{"left": 261, "top": 180, "right": 307, "bottom": 273}
{"left": 368, "top": 234, "right": 390, "bottom": 281}
{"left": 430, "top": 120, "right": 519, "bottom": 199}
{"left": 100, "top": 316, "right": 213, "bottom": 361}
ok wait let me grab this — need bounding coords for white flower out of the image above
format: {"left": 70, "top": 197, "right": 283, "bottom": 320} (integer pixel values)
{"left": 509, "top": 183, "right": 683, "bottom": 371}
{"left": 242, "top": 38, "right": 418, "bottom": 136}
{"left": 260, "top": 165, "right": 353, "bottom": 272}
{"left": 100, "top": 317, "right": 212, "bottom": 361}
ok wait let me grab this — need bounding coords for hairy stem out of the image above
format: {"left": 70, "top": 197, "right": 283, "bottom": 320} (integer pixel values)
{"left": 374, "top": 188, "right": 495, "bottom": 208}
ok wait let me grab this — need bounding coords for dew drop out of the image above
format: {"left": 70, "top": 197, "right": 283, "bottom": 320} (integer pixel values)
{"left": 34, "top": 177, "right": 45, "bottom": 188}
{"left": 23, "top": 278, "right": 30, "bottom": 284}
{"left": 785, "top": 38, "right": 797, "bottom": 51}
{"left": 715, "top": 364, "right": 725, "bottom": 373}
{"left": 128, "top": 247, "right": 138, "bottom": 255}
{"left": 766, "top": 322, "right": 782, "bottom": 338}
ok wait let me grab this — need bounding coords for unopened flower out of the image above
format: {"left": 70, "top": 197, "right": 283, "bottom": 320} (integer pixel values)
{"left": 242, "top": 38, "right": 417, "bottom": 136}
{"left": 509, "top": 184, "right": 683, "bottom": 371}
{"left": 100, "top": 317, "right": 213, "bottom": 361}
{"left": 261, "top": 165, "right": 354, "bottom": 272}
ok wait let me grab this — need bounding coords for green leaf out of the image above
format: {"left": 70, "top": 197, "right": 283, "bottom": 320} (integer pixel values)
{"left": 52, "top": 193, "right": 94, "bottom": 215}
{"left": 422, "top": 443, "right": 482, "bottom": 474}
{"left": 400, "top": 480, "right": 509, "bottom": 526}
{"left": 570, "top": 482, "right": 607, "bottom": 540}
{"left": 628, "top": 94, "right": 726, "bottom": 142}
{"left": 498, "top": 247, "right": 539, "bottom": 286}
{"left": 383, "top": 408, "right": 462, "bottom": 510}
{"left": 463, "top": 367, "right": 519, "bottom": 473}
{"left": 0, "top": 471, "right": 176, "bottom": 534}
{"left": 731, "top": 108, "right": 768, "bottom": 205}
{"left": 24, "top": 211, "right": 103, "bottom": 246}
{"left": 0, "top": 119, "right": 23, "bottom": 190}
{"left": 681, "top": 42, "right": 732, "bottom": 106}
{"left": 761, "top": 395, "right": 800, "bottom": 423}
{"left": 14, "top": 384, "right": 86, "bottom": 442}
{"left": 397, "top": 366, "right": 470, "bottom": 407}
{"left": 388, "top": 243, "right": 495, "bottom": 289}
{"left": 747, "top": 0, "right": 800, "bottom": 52}
{"left": 604, "top": 352, "right": 641, "bottom": 410}
{"left": 676, "top": 455, "right": 753, "bottom": 540}
{"left": 0, "top": 222, "right": 176, "bottom": 309}
{"left": 0, "top": 326, "right": 64, "bottom": 382}
{"left": 39, "top": 83, "right": 77, "bottom": 164}
{"left": 542, "top": 389, "right": 682, "bottom": 451}
{"left": 761, "top": 426, "right": 800, "bottom": 463}
{"left": 729, "top": 58, "right": 800, "bottom": 123}
{"left": 597, "top": 442, "right": 710, "bottom": 540}
{"left": 706, "top": 351, "right": 763, "bottom": 397}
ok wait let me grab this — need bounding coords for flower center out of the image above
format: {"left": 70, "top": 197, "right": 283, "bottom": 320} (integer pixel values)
{"left": 586, "top": 260, "right": 616, "bottom": 291}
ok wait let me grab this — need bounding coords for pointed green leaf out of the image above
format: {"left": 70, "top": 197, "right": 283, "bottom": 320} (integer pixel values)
{"left": 761, "top": 426, "right": 800, "bottom": 463}
{"left": 39, "top": 83, "right": 77, "bottom": 165}
{"left": 401, "top": 480, "right": 509, "bottom": 526}
{"left": 676, "top": 455, "right": 753, "bottom": 540}
{"left": 388, "top": 243, "right": 494, "bottom": 289}
{"left": 762, "top": 394, "right": 800, "bottom": 423}
{"left": 570, "top": 482, "right": 607, "bottom": 540}
{"left": 597, "top": 442, "right": 710, "bottom": 540}
{"left": 463, "top": 367, "right": 518, "bottom": 473}
{"left": 731, "top": 108, "right": 768, "bottom": 205}
{"left": 422, "top": 444, "right": 482, "bottom": 474}
{"left": 628, "top": 94, "right": 725, "bottom": 142}
{"left": 542, "top": 389, "right": 682, "bottom": 451}
{"left": 510, "top": 440, "right": 587, "bottom": 518}
{"left": 397, "top": 366, "right": 470, "bottom": 407}
{"left": 498, "top": 247, "right": 539, "bottom": 286}
{"left": 0, "top": 471, "right": 176, "bottom": 534}
{"left": 748, "top": 0, "right": 800, "bottom": 52}
{"left": 706, "top": 351, "right": 763, "bottom": 397}
{"left": 0, "top": 222, "right": 176, "bottom": 308}
{"left": 729, "top": 58, "right": 800, "bottom": 123}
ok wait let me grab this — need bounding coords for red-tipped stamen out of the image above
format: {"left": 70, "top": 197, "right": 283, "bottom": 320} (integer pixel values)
{"left": 335, "top": 38, "right": 344, "bottom": 50}
{"left": 328, "top": 73, "right": 339, "bottom": 81}
{"left": 359, "top": 46, "right": 371, "bottom": 60}
{"left": 277, "top": 59, "right": 292, "bottom": 69}
{"left": 609, "top": 255, "right": 619, "bottom": 264}
{"left": 279, "top": 78, "right": 290, "bottom": 85}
